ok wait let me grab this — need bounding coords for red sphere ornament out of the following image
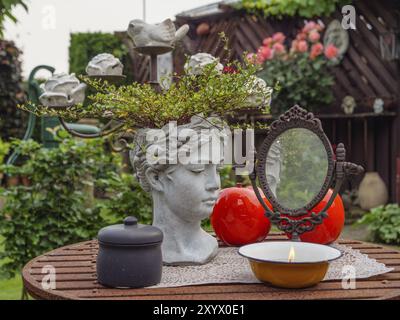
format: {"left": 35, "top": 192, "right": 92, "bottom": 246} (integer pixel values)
{"left": 287, "top": 189, "right": 345, "bottom": 244}
{"left": 211, "top": 184, "right": 271, "bottom": 246}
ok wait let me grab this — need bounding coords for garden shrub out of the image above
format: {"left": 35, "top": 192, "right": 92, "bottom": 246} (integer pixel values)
{"left": 97, "top": 172, "right": 152, "bottom": 226}
{"left": 0, "top": 136, "right": 108, "bottom": 277}
{"left": 358, "top": 204, "right": 400, "bottom": 245}
{"left": 0, "top": 133, "right": 151, "bottom": 278}
{"left": 0, "top": 40, "right": 27, "bottom": 140}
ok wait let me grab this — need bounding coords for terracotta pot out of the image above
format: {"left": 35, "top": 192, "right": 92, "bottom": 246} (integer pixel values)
{"left": 358, "top": 172, "right": 388, "bottom": 210}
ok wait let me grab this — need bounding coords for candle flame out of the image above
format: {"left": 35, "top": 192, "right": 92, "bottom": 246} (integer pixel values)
{"left": 288, "top": 246, "right": 296, "bottom": 263}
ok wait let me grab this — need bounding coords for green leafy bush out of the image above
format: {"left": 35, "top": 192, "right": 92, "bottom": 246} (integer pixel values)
{"left": 237, "top": 0, "right": 348, "bottom": 18}
{"left": 358, "top": 204, "right": 400, "bottom": 245}
{"left": 97, "top": 172, "right": 152, "bottom": 225}
{"left": 0, "top": 135, "right": 132, "bottom": 278}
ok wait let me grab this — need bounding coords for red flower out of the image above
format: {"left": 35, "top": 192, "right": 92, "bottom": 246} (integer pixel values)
{"left": 309, "top": 30, "right": 321, "bottom": 43}
{"left": 325, "top": 44, "right": 339, "bottom": 60}
{"left": 272, "top": 42, "right": 286, "bottom": 54}
{"left": 296, "top": 32, "right": 307, "bottom": 41}
{"left": 256, "top": 52, "right": 266, "bottom": 64}
{"left": 272, "top": 32, "right": 286, "bottom": 44}
{"left": 297, "top": 40, "right": 308, "bottom": 53}
{"left": 259, "top": 46, "right": 274, "bottom": 60}
{"left": 310, "top": 42, "right": 324, "bottom": 59}
{"left": 223, "top": 66, "right": 238, "bottom": 74}
{"left": 303, "top": 21, "right": 317, "bottom": 33}
{"left": 263, "top": 37, "right": 273, "bottom": 47}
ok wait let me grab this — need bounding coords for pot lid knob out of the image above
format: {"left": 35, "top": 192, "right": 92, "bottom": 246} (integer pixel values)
{"left": 124, "top": 216, "right": 138, "bottom": 226}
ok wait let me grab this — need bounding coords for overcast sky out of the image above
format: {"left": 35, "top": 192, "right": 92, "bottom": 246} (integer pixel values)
{"left": 4, "top": 0, "right": 216, "bottom": 78}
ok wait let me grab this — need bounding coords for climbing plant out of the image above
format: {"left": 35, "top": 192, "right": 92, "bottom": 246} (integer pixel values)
{"left": 237, "top": 0, "right": 349, "bottom": 18}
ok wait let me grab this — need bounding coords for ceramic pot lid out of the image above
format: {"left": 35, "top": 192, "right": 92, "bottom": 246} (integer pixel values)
{"left": 98, "top": 216, "right": 163, "bottom": 246}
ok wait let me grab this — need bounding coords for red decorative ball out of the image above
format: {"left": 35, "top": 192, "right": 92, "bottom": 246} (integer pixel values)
{"left": 211, "top": 184, "right": 271, "bottom": 246}
{"left": 287, "top": 189, "right": 345, "bottom": 244}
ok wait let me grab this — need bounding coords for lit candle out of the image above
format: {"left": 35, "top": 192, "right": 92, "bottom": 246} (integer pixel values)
{"left": 288, "top": 245, "right": 296, "bottom": 263}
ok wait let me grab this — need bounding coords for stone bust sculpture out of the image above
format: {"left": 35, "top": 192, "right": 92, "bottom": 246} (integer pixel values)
{"left": 130, "top": 115, "right": 226, "bottom": 265}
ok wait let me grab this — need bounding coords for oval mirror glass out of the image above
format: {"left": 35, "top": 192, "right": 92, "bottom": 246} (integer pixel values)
{"left": 266, "top": 128, "right": 329, "bottom": 210}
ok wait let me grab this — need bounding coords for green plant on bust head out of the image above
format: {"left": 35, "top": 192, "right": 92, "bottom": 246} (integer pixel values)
{"left": 357, "top": 204, "right": 400, "bottom": 245}
{"left": 19, "top": 51, "right": 272, "bottom": 139}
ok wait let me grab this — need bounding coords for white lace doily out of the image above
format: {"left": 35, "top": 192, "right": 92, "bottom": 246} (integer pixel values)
{"left": 152, "top": 244, "right": 393, "bottom": 288}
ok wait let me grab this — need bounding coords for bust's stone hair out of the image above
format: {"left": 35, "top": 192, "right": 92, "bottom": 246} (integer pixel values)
{"left": 130, "top": 115, "right": 226, "bottom": 192}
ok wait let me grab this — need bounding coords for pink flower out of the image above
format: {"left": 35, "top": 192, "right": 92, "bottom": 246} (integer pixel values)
{"left": 256, "top": 52, "right": 266, "bottom": 64}
{"left": 246, "top": 53, "right": 258, "bottom": 64}
{"left": 309, "top": 30, "right": 320, "bottom": 43}
{"left": 297, "top": 40, "right": 308, "bottom": 53}
{"left": 263, "top": 37, "right": 273, "bottom": 47}
{"left": 259, "top": 46, "right": 274, "bottom": 60}
{"left": 296, "top": 32, "right": 307, "bottom": 41}
{"left": 324, "top": 44, "right": 339, "bottom": 59}
{"left": 315, "top": 22, "right": 324, "bottom": 32}
{"left": 310, "top": 43, "right": 324, "bottom": 59}
{"left": 272, "top": 42, "right": 286, "bottom": 54}
{"left": 290, "top": 40, "right": 298, "bottom": 53}
{"left": 272, "top": 32, "right": 286, "bottom": 44}
{"left": 303, "top": 21, "right": 317, "bottom": 33}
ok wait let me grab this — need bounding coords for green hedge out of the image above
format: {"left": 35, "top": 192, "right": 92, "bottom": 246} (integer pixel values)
{"left": 237, "top": 0, "right": 349, "bottom": 18}
{"left": 69, "top": 32, "right": 128, "bottom": 76}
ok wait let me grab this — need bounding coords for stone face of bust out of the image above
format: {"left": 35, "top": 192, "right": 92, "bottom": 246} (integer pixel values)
{"left": 159, "top": 163, "right": 221, "bottom": 223}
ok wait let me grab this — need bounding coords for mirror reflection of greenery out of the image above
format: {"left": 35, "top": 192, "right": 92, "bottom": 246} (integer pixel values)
{"left": 269, "top": 128, "right": 329, "bottom": 210}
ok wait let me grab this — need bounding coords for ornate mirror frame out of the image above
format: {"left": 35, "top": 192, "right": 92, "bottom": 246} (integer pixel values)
{"left": 250, "top": 106, "right": 364, "bottom": 241}
{"left": 257, "top": 106, "right": 335, "bottom": 217}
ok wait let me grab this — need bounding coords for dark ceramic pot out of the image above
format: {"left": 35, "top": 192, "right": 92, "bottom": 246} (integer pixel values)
{"left": 97, "top": 216, "right": 163, "bottom": 288}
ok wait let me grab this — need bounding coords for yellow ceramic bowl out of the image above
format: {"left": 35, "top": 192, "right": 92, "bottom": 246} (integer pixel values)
{"left": 239, "top": 241, "right": 342, "bottom": 289}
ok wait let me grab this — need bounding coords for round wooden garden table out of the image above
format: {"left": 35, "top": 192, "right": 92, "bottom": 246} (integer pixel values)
{"left": 22, "top": 233, "right": 400, "bottom": 300}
